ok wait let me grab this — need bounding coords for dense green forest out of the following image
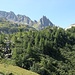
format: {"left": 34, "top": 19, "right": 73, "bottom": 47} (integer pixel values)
{"left": 0, "top": 22, "right": 75, "bottom": 75}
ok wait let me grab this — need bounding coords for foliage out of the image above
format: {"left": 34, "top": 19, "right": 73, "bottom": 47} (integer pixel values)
{"left": 0, "top": 25, "right": 75, "bottom": 75}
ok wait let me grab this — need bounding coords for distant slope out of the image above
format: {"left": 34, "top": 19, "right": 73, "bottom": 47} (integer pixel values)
{"left": 0, "top": 19, "right": 36, "bottom": 34}
{"left": 65, "top": 24, "right": 75, "bottom": 30}
{"left": 0, "top": 64, "right": 39, "bottom": 75}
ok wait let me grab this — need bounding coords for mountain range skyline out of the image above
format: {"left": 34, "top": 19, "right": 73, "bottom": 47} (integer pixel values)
{"left": 0, "top": 10, "right": 54, "bottom": 30}
{"left": 0, "top": 10, "right": 75, "bottom": 30}
{"left": 0, "top": 0, "right": 75, "bottom": 28}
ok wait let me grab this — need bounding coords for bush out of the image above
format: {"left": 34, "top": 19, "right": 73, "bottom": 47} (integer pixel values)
{"left": 0, "top": 72, "right": 5, "bottom": 75}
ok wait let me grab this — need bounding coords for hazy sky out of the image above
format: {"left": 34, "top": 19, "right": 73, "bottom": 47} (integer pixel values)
{"left": 0, "top": 0, "right": 75, "bottom": 28}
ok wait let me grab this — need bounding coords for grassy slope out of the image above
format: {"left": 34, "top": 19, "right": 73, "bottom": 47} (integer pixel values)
{"left": 0, "top": 64, "right": 39, "bottom": 75}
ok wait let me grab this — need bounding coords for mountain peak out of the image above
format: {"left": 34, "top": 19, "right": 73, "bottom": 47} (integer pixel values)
{"left": 39, "top": 16, "right": 53, "bottom": 27}
{"left": 9, "top": 11, "right": 15, "bottom": 13}
{"left": 41, "top": 15, "right": 48, "bottom": 20}
{"left": 42, "top": 15, "right": 47, "bottom": 18}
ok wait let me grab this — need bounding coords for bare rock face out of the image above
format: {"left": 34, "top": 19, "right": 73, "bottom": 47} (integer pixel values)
{"left": 16, "top": 14, "right": 33, "bottom": 25}
{"left": 0, "top": 11, "right": 17, "bottom": 21}
{"left": 39, "top": 16, "right": 53, "bottom": 26}
{"left": 0, "top": 11, "right": 33, "bottom": 26}
{"left": 35, "top": 16, "right": 54, "bottom": 29}
{"left": 0, "top": 11, "right": 54, "bottom": 29}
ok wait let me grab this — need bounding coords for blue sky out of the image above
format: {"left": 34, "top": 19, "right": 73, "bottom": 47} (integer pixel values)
{"left": 0, "top": 0, "right": 75, "bottom": 28}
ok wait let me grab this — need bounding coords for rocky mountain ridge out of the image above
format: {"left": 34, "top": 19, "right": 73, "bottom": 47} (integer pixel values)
{"left": 0, "top": 11, "right": 54, "bottom": 29}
